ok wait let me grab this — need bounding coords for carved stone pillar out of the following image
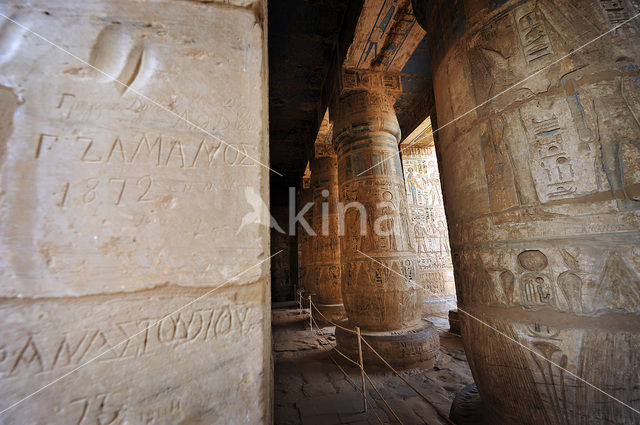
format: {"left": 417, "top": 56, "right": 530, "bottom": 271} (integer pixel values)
{"left": 297, "top": 184, "right": 313, "bottom": 300}
{"left": 271, "top": 206, "right": 294, "bottom": 302}
{"left": 308, "top": 153, "right": 345, "bottom": 322}
{"left": 333, "top": 90, "right": 439, "bottom": 367}
{"left": 413, "top": 0, "right": 640, "bottom": 423}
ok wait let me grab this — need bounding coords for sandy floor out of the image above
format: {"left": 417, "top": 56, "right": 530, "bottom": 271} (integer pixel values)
{"left": 273, "top": 307, "right": 474, "bottom": 425}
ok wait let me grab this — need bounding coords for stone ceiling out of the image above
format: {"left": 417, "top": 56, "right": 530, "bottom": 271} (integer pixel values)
{"left": 268, "top": 0, "right": 436, "bottom": 194}
{"left": 268, "top": 0, "right": 361, "bottom": 182}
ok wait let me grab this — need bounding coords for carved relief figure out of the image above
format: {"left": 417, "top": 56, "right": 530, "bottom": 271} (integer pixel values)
{"left": 593, "top": 252, "right": 640, "bottom": 313}
{"left": 402, "top": 146, "right": 455, "bottom": 296}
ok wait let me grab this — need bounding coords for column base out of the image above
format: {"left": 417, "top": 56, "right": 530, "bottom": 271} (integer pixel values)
{"left": 450, "top": 384, "right": 487, "bottom": 425}
{"left": 313, "top": 303, "right": 346, "bottom": 325}
{"left": 448, "top": 309, "right": 461, "bottom": 335}
{"left": 335, "top": 321, "right": 440, "bottom": 368}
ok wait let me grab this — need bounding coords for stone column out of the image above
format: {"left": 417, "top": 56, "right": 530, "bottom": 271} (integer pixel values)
{"left": 271, "top": 205, "right": 294, "bottom": 302}
{"left": 308, "top": 153, "right": 345, "bottom": 322}
{"left": 297, "top": 184, "right": 313, "bottom": 298}
{"left": 0, "top": 1, "right": 270, "bottom": 423}
{"left": 333, "top": 90, "right": 439, "bottom": 367}
{"left": 413, "top": 0, "right": 640, "bottom": 423}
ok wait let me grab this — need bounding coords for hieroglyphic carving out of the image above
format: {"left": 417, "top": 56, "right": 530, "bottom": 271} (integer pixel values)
{"left": 597, "top": 0, "right": 633, "bottom": 27}
{"left": 513, "top": 4, "right": 554, "bottom": 63}
{"left": 459, "top": 245, "right": 640, "bottom": 315}
{"left": 480, "top": 117, "right": 522, "bottom": 216}
{"left": 587, "top": 64, "right": 640, "bottom": 209}
{"left": 423, "top": 0, "right": 640, "bottom": 421}
{"left": 308, "top": 154, "right": 343, "bottom": 307}
{"left": 557, "top": 271, "right": 583, "bottom": 313}
{"left": 593, "top": 252, "right": 640, "bottom": 313}
{"left": 339, "top": 68, "right": 402, "bottom": 95}
{"left": 402, "top": 144, "right": 455, "bottom": 297}
{"left": 517, "top": 250, "right": 548, "bottom": 271}
{"left": 499, "top": 270, "right": 516, "bottom": 304}
{"left": 334, "top": 90, "right": 427, "bottom": 339}
{"left": 519, "top": 98, "right": 600, "bottom": 203}
{"left": 340, "top": 179, "right": 413, "bottom": 258}
{"left": 521, "top": 272, "right": 554, "bottom": 307}
{"left": 467, "top": 13, "right": 520, "bottom": 113}
{"left": 576, "top": 329, "right": 640, "bottom": 424}
{"left": 460, "top": 316, "right": 552, "bottom": 425}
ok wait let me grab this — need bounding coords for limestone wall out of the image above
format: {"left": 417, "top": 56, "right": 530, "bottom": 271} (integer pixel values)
{"left": 0, "top": 1, "right": 270, "bottom": 423}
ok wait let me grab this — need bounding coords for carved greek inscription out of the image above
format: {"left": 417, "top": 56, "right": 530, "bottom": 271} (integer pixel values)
{"left": 136, "top": 175, "right": 153, "bottom": 202}
{"left": 0, "top": 305, "right": 253, "bottom": 379}
{"left": 57, "top": 182, "right": 70, "bottom": 207}
{"left": 68, "top": 392, "right": 123, "bottom": 425}
{"left": 78, "top": 137, "right": 102, "bottom": 163}
{"left": 55, "top": 176, "right": 155, "bottom": 207}
{"left": 106, "top": 137, "right": 126, "bottom": 163}
{"left": 40, "top": 133, "right": 257, "bottom": 168}
{"left": 165, "top": 140, "right": 186, "bottom": 168}
{"left": 83, "top": 178, "right": 100, "bottom": 203}
{"left": 57, "top": 93, "right": 76, "bottom": 119}
{"left": 35, "top": 134, "right": 59, "bottom": 159}
{"left": 9, "top": 336, "right": 43, "bottom": 376}
{"left": 109, "top": 178, "right": 126, "bottom": 205}
{"left": 191, "top": 138, "right": 221, "bottom": 167}
{"left": 130, "top": 136, "right": 162, "bottom": 165}
{"left": 139, "top": 399, "right": 183, "bottom": 424}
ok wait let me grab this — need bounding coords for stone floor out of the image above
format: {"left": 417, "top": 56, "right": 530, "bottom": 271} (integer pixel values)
{"left": 273, "top": 306, "right": 474, "bottom": 425}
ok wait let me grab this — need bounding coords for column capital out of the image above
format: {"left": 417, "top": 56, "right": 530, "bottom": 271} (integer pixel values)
{"left": 339, "top": 68, "right": 403, "bottom": 97}
{"left": 333, "top": 90, "right": 401, "bottom": 150}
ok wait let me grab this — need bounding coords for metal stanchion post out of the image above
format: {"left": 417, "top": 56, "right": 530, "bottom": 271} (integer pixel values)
{"left": 308, "top": 296, "right": 312, "bottom": 331}
{"left": 298, "top": 290, "right": 302, "bottom": 314}
{"left": 356, "top": 326, "right": 367, "bottom": 413}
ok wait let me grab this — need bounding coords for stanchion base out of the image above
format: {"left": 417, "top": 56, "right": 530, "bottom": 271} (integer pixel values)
{"left": 335, "top": 321, "right": 439, "bottom": 369}
{"left": 450, "top": 384, "right": 486, "bottom": 425}
{"left": 314, "top": 304, "right": 346, "bottom": 325}
{"left": 448, "top": 309, "right": 461, "bottom": 335}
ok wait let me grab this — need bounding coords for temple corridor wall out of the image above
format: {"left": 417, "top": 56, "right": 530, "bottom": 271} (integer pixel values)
{"left": 401, "top": 144, "right": 455, "bottom": 300}
{"left": 0, "top": 1, "right": 271, "bottom": 423}
{"left": 414, "top": 0, "right": 640, "bottom": 423}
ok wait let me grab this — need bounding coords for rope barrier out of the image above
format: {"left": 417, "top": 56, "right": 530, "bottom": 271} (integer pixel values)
{"left": 310, "top": 316, "right": 360, "bottom": 367}
{"left": 360, "top": 336, "right": 457, "bottom": 425}
{"left": 297, "top": 290, "right": 303, "bottom": 315}
{"left": 309, "top": 299, "right": 357, "bottom": 334}
{"left": 355, "top": 326, "right": 367, "bottom": 413}
{"left": 362, "top": 369, "right": 406, "bottom": 425}
{"left": 308, "top": 296, "right": 457, "bottom": 425}
{"left": 308, "top": 296, "right": 313, "bottom": 331}
{"left": 307, "top": 313, "right": 384, "bottom": 425}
